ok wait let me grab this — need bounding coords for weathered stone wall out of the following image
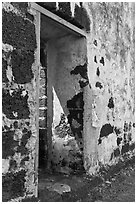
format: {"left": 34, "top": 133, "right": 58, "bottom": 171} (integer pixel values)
{"left": 2, "top": 2, "right": 39, "bottom": 201}
{"left": 83, "top": 2, "right": 135, "bottom": 174}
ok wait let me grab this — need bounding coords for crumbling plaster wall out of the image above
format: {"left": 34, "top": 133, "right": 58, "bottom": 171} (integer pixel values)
{"left": 2, "top": 2, "right": 40, "bottom": 201}
{"left": 83, "top": 2, "right": 135, "bottom": 174}
{"left": 47, "top": 35, "right": 88, "bottom": 173}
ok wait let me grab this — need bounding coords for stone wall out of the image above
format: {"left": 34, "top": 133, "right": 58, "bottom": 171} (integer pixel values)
{"left": 83, "top": 2, "right": 135, "bottom": 174}
{"left": 2, "top": 2, "right": 39, "bottom": 201}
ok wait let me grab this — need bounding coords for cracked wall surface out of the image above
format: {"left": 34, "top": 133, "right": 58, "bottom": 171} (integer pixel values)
{"left": 83, "top": 2, "right": 135, "bottom": 174}
{"left": 2, "top": 2, "right": 39, "bottom": 201}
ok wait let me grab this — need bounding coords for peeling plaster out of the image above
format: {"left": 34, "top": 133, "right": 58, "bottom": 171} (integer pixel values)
{"left": 83, "top": 2, "right": 135, "bottom": 174}
{"left": 2, "top": 159, "right": 10, "bottom": 174}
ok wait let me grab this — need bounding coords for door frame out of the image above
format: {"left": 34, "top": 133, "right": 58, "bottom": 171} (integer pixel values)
{"left": 30, "top": 2, "right": 87, "bottom": 197}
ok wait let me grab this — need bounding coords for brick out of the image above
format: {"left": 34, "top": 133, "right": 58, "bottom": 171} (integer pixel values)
{"left": 39, "top": 98, "right": 47, "bottom": 107}
{"left": 39, "top": 109, "right": 47, "bottom": 117}
{"left": 39, "top": 118, "right": 47, "bottom": 128}
{"left": 40, "top": 77, "right": 47, "bottom": 87}
{"left": 39, "top": 87, "right": 47, "bottom": 97}
{"left": 40, "top": 69, "right": 47, "bottom": 78}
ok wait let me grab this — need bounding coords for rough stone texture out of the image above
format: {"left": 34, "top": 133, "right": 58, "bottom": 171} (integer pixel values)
{"left": 2, "top": 2, "right": 39, "bottom": 201}
{"left": 83, "top": 2, "right": 135, "bottom": 174}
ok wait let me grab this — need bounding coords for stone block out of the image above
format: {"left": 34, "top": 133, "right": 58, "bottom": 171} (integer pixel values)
{"left": 2, "top": 10, "right": 36, "bottom": 50}
{"left": 11, "top": 49, "right": 34, "bottom": 84}
{"left": 2, "top": 88, "right": 30, "bottom": 119}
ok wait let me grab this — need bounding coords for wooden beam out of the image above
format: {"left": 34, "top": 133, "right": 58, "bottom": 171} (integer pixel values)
{"left": 34, "top": 10, "right": 41, "bottom": 198}
{"left": 31, "top": 2, "right": 87, "bottom": 38}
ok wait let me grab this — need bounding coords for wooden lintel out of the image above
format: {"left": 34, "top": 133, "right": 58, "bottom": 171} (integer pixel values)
{"left": 31, "top": 2, "right": 87, "bottom": 38}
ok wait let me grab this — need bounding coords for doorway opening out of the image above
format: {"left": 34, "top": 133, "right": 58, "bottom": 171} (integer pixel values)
{"left": 38, "top": 12, "right": 87, "bottom": 177}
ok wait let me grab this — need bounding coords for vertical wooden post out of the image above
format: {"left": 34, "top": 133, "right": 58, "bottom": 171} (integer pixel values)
{"left": 34, "top": 9, "right": 41, "bottom": 197}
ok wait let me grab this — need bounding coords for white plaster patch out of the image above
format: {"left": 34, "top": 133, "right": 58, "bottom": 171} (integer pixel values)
{"left": 2, "top": 113, "right": 12, "bottom": 128}
{"left": 9, "top": 90, "right": 14, "bottom": 96}
{"left": 14, "top": 129, "right": 23, "bottom": 142}
{"left": 6, "top": 65, "right": 14, "bottom": 82}
{"left": 98, "top": 133, "right": 117, "bottom": 165}
{"left": 2, "top": 159, "right": 10, "bottom": 174}
{"left": 56, "top": 2, "right": 59, "bottom": 10}
{"left": 70, "top": 2, "right": 75, "bottom": 17}
{"left": 21, "top": 90, "right": 27, "bottom": 97}
{"left": 26, "top": 136, "right": 36, "bottom": 151}
{"left": 2, "top": 2, "right": 23, "bottom": 16}
{"left": 39, "top": 107, "right": 47, "bottom": 110}
{"left": 12, "top": 111, "right": 18, "bottom": 118}
{"left": 39, "top": 95, "right": 47, "bottom": 99}
{"left": 13, "top": 152, "right": 22, "bottom": 167}
{"left": 2, "top": 43, "right": 14, "bottom": 52}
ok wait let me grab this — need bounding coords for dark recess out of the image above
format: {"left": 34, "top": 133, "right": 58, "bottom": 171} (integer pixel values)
{"left": 100, "top": 57, "right": 105, "bottom": 66}
{"left": 100, "top": 123, "right": 114, "bottom": 138}
{"left": 93, "top": 39, "right": 97, "bottom": 46}
{"left": 95, "top": 82, "right": 103, "bottom": 89}
{"left": 117, "top": 137, "right": 122, "bottom": 146}
{"left": 108, "top": 97, "right": 114, "bottom": 109}
{"left": 67, "top": 92, "right": 84, "bottom": 151}
{"left": 114, "top": 127, "right": 121, "bottom": 136}
{"left": 94, "top": 56, "right": 97, "bottom": 63}
{"left": 96, "top": 67, "right": 100, "bottom": 76}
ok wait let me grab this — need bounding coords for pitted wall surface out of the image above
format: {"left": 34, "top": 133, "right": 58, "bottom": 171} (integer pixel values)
{"left": 83, "top": 2, "right": 135, "bottom": 174}
{"left": 2, "top": 2, "right": 39, "bottom": 201}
